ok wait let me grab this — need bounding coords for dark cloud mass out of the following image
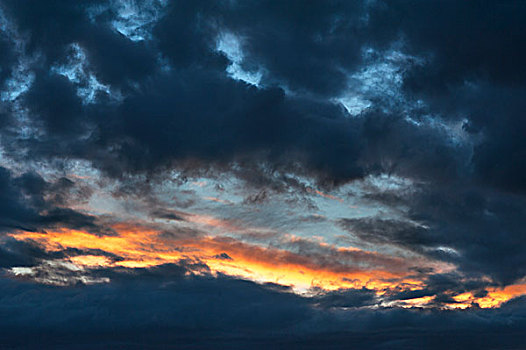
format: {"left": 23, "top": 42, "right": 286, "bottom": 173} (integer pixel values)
{"left": 0, "top": 166, "right": 102, "bottom": 234}
{"left": 0, "top": 0, "right": 525, "bottom": 348}
{"left": 2, "top": 266, "right": 526, "bottom": 349}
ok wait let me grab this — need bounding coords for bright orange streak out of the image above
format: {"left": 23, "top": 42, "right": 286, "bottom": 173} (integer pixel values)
{"left": 70, "top": 255, "right": 112, "bottom": 267}
{"left": 11, "top": 226, "right": 526, "bottom": 307}
{"left": 452, "top": 283, "right": 526, "bottom": 308}
{"left": 9, "top": 226, "right": 417, "bottom": 293}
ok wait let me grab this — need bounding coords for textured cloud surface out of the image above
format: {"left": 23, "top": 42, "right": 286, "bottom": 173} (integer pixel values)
{"left": 1, "top": 1, "right": 526, "bottom": 348}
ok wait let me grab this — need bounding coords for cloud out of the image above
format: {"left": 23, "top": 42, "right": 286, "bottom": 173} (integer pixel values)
{"left": 0, "top": 265, "right": 526, "bottom": 349}
{"left": 340, "top": 184, "right": 526, "bottom": 285}
{"left": 0, "top": 0, "right": 525, "bottom": 347}
{"left": 0, "top": 166, "right": 107, "bottom": 234}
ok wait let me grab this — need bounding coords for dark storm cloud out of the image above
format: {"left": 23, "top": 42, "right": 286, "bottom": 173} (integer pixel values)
{"left": 313, "top": 287, "right": 378, "bottom": 308}
{"left": 0, "top": 166, "right": 105, "bottom": 234}
{"left": 0, "top": 0, "right": 456, "bottom": 184}
{"left": 1, "top": 0, "right": 161, "bottom": 101}
{"left": 1, "top": 265, "right": 311, "bottom": 337}
{"left": 408, "top": 187, "right": 526, "bottom": 285}
{"left": 341, "top": 185, "right": 526, "bottom": 285}
{"left": 16, "top": 69, "right": 367, "bottom": 182}
{"left": 0, "top": 167, "right": 40, "bottom": 232}
{"left": 0, "top": 0, "right": 479, "bottom": 193}
{"left": 0, "top": 238, "right": 53, "bottom": 268}
{"left": 0, "top": 0, "right": 523, "bottom": 190}
{"left": 1, "top": 266, "right": 526, "bottom": 349}
{"left": 1, "top": 1, "right": 99, "bottom": 60}
{"left": 369, "top": 1, "right": 526, "bottom": 91}
{"left": 340, "top": 217, "right": 430, "bottom": 248}
{"left": 421, "top": 82, "right": 526, "bottom": 193}
{"left": 365, "top": 1, "right": 526, "bottom": 194}
{"left": 0, "top": 35, "right": 15, "bottom": 89}
{"left": 24, "top": 73, "right": 84, "bottom": 134}
{"left": 212, "top": 0, "right": 371, "bottom": 96}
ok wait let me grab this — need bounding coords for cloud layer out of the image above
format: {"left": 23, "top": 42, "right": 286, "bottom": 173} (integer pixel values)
{"left": 0, "top": 0, "right": 525, "bottom": 348}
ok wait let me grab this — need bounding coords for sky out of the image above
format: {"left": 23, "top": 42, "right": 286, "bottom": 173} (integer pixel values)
{"left": 0, "top": 0, "right": 526, "bottom": 349}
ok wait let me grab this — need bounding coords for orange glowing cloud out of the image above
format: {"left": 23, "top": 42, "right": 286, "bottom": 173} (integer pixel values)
{"left": 9, "top": 223, "right": 526, "bottom": 308}
{"left": 8, "top": 224, "right": 422, "bottom": 293}
{"left": 452, "top": 283, "right": 526, "bottom": 308}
